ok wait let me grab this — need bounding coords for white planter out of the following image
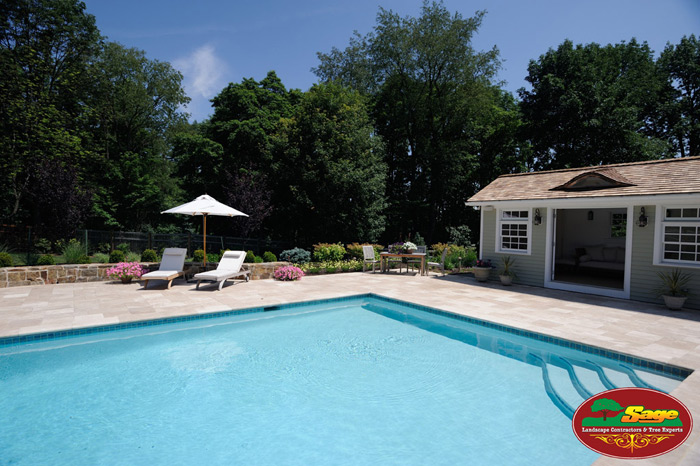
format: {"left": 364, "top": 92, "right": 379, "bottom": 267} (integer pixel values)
{"left": 473, "top": 267, "right": 491, "bottom": 282}
{"left": 662, "top": 295, "right": 687, "bottom": 311}
{"left": 499, "top": 275, "right": 513, "bottom": 286}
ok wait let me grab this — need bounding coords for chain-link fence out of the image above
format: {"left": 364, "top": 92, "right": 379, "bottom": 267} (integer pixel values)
{"left": 0, "top": 225, "right": 289, "bottom": 260}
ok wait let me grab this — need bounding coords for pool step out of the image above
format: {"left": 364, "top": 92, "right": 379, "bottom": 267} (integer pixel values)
{"left": 623, "top": 365, "right": 682, "bottom": 393}
{"left": 529, "top": 354, "right": 679, "bottom": 420}
{"left": 528, "top": 353, "right": 577, "bottom": 418}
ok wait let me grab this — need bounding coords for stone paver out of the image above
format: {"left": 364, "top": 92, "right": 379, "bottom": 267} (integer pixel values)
{"left": 1, "top": 272, "right": 699, "bottom": 465}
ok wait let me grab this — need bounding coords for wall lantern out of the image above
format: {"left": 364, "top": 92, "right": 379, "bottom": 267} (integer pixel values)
{"left": 587, "top": 210, "right": 594, "bottom": 221}
{"left": 637, "top": 207, "right": 648, "bottom": 228}
{"left": 533, "top": 208, "right": 542, "bottom": 225}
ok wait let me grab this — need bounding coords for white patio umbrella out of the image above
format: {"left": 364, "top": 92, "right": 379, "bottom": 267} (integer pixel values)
{"left": 162, "top": 194, "right": 248, "bottom": 266}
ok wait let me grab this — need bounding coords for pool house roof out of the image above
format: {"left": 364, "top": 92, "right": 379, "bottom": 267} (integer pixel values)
{"left": 467, "top": 156, "right": 700, "bottom": 205}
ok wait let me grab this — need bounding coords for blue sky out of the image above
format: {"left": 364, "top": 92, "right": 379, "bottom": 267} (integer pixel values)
{"left": 84, "top": 0, "right": 700, "bottom": 122}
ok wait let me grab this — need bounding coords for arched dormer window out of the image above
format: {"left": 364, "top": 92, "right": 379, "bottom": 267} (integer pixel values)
{"left": 551, "top": 168, "right": 635, "bottom": 191}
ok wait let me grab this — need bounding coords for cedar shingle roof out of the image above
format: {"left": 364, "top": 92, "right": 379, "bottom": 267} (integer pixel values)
{"left": 468, "top": 157, "right": 700, "bottom": 203}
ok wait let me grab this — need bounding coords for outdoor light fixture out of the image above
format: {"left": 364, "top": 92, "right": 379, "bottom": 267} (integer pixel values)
{"left": 533, "top": 208, "right": 542, "bottom": 225}
{"left": 588, "top": 210, "right": 594, "bottom": 221}
{"left": 637, "top": 207, "right": 648, "bottom": 228}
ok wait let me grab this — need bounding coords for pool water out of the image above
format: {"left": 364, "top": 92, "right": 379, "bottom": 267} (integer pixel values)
{"left": 0, "top": 297, "right": 686, "bottom": 465}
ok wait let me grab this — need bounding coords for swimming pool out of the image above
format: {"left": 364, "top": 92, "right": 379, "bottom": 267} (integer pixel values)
{"left": 0, "top": 295, "right": 689, "bottom": 465}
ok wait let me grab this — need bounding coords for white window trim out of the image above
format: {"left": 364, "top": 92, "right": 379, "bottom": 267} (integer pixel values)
{"left": 653, "top": 204, "right": 700, "bottom": 269}
{"left": 495, "top": 208, "right": 532, "bottom": 255}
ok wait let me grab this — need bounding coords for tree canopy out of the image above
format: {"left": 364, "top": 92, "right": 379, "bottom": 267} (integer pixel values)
{"left": 1, "top": 0, "right": 698, "bottom": 252}
{"left": 315, "top": 1, "right": 514, "bottom": 243}
{"left": 520, "top": 39, "right": 672, "bottom": 170}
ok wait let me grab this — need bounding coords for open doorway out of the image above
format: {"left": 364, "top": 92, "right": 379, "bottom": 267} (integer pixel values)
{"left": 553, "top": 208, "right": 627, "bottom": 290}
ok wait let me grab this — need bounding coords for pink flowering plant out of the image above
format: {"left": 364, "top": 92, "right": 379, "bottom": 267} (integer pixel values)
{"left": 106, "top": 262, "right": 144, "bottom": 281}
{"left": 274, "top": 265, "right": 305, "bottom": 281}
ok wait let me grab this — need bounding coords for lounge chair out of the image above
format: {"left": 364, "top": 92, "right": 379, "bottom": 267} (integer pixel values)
{"left": 362, "top": 245, "right": 380, "bottom": 272}
{"left": 141, "top": 248, "right": 187, "bottom": 289}
{"left": 194, "top": 250, "right": 250, "bottom": 291}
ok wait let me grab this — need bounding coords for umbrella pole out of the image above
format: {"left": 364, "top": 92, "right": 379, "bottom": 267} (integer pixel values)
{"left": 203, "top": 214, "right": 207, "bottom": 267}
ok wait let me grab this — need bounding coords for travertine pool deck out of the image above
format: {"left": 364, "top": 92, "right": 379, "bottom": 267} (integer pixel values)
{"left": 1, "top": 272, "right": 698, "bottom": 465}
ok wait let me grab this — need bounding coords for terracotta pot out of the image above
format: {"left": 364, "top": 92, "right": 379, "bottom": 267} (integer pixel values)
{"left": 662, "top": 295, "right": 687, "bottom": 310}
{"left": 473, "top": 267, "right": 491, "bottom": 282}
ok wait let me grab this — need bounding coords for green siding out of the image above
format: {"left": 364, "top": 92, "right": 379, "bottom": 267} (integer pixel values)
{"left": 480, "top": 208, "right": 546, "bottom": 286}
{"left": 480, "top": 205, "right": 699, "bottom": 310}
{"left": 630, "top": 206, "right": 700, "bottom": 310}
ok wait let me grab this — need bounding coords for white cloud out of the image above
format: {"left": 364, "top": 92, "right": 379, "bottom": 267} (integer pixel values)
{"left": 174, "top": 44, "right": 228, "bottom": 120}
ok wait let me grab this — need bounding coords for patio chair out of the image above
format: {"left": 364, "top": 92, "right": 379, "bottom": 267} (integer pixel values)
{"left": 362, "top": 245, "right": 380, "bottom": 273}
{"left": 408, "top": 245, "right": 427, "bottom": 273}
{"left": 426, "top": 248, "right": 448, "bottom": 276}
{"left": 193, "top": 250, "right": 250, "bottom": 291}
{"left": 141, "top": 248, "right": 187, "bottom": 289}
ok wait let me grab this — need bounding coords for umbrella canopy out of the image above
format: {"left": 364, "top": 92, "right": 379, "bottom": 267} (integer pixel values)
{"left": 162, "top": 194, "right": 248, "bottom": 217}
{"left": 162, "top": 195, "right": 248, "bottom": 265}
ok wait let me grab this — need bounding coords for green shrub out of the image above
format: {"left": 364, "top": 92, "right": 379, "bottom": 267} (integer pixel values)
{"left": 279, "top": 248, "right": 310, "bottom": 264}
{"left": 313, "top": 243, "right": 346, "bottom": 262}
{"left": 254, "top": 255, "right": 264, "bottom": 263}
{"left": 345, "top": 243, "right": 384, "bottom": 260}
{"left": 33, "top": 238, "right": 52, "bottom": 254}
{"left": 76, "top": 255, "right": 91, "bottom": 264}
{"left": 307, "top": 266, "right": 321, "bottom": 274}
{"left": 92, "top": 253, "right": 109, "bottom": 264}
{"left": 96, "top": 242, "right": 111, "bottom": 254}
{"left": 126, "top": 252, "right": 140, "bottom": 262}
{"left": 36, "top": 254, "right": 56, "bottom": 266}
{"left": 245, "top": 250, "right": 256, "bottom": 263}
{"left": 444, "top": 245, "right": 467, "bottom": 270}
{"left": 463, "top": 248, "right": 478, "bottom": 267}
{"left": 341, "top": 264, "right": 351, "bottom": 273}
{"left": 193, "top": 249, "right": 205, "bottom": 263}
{"left": 262, "top": 251, "right": 277, "bottom": 262}
{"left": 324, "top": 267, "right": 337, "bottom": 274}
{"left": 109, "top": 250, "right": 125, "bottom": 263}
{"left": 448, "top": 225, "right": 472, "bottom": 247}
{"left": 0, "top": 252, "right": 14, "bottom": 267}
{"left": 141, "top": 249, "right": 158, "bottom": 262}
{"left": 207, "top": 253, "right": 221, "bottom": 263}
{"left": 62, "top": 239, "right": 87, "bottom": 264}
{"left": 413, "top": 233, "right": 426, "bottom": 246}
{"left": 116, "top": 243, "right": 130, "bottom": 253}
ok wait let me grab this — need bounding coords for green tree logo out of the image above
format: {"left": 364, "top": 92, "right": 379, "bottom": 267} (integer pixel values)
{"left": 591, "top": 398, "right": 623, "bottom": 421}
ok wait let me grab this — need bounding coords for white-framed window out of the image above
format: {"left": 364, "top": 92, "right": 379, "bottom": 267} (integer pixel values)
{"left": 497, "top": 209, "right": 531, "bottom": 254}
{"left": 658, "top": 206, "right": 700, "bottom": 266}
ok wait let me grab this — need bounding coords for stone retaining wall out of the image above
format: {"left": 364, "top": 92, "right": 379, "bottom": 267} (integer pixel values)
{"left": 0, "top": 262, "right": 289, "bottom": 288}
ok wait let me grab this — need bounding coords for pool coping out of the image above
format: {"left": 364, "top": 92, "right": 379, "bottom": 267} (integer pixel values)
{"left": 1, "top": 292, "right": 691, "bottom": 381}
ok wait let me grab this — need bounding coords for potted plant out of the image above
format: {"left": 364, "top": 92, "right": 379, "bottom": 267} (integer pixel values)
{"left": 403, "top": 241, "right": 418, "bottom": 254}
{"left": 473, "top": 259, "right": 492, "bottom": 282}
{"left": 499, "top": 256, "right": 517, "bottom": 286}
{"left": 656, "top": 268, "right": 692, "bottom": 310}
{"left": 106, "top": 261, "right": 144, "bottom": 284}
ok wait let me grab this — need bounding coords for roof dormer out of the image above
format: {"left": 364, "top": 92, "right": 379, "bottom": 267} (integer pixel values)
{"left": 550, "top": 168, "right": 636, "bottom": 191}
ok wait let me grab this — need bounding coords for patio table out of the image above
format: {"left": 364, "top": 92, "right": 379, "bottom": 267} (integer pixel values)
{"left": 380, "top": 252, "right": 427, "bottom": 275}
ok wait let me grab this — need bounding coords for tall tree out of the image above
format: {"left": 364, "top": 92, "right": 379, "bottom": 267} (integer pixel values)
{"left": 0, "top": 0, "right": 100, "bottom": 226}
{"left": 271, "top": 83, "right": 386, "bottom": 244}
{"left": 203, "top": 71, "right": 301, "bottom": 238}
{"left": 658, "top": 34, "right": 700, "bottom": 157}
{"left": 519, "top": 39, "right": 671, "bottom": 170}
{"left": 207, "top": 71, "right": 301, "bottom": 176}
{"left": 314, "top": 1, "right": 506, "bottom": 243}
{"left": 86, "top": 42, "right": 189, "bottom": 230}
